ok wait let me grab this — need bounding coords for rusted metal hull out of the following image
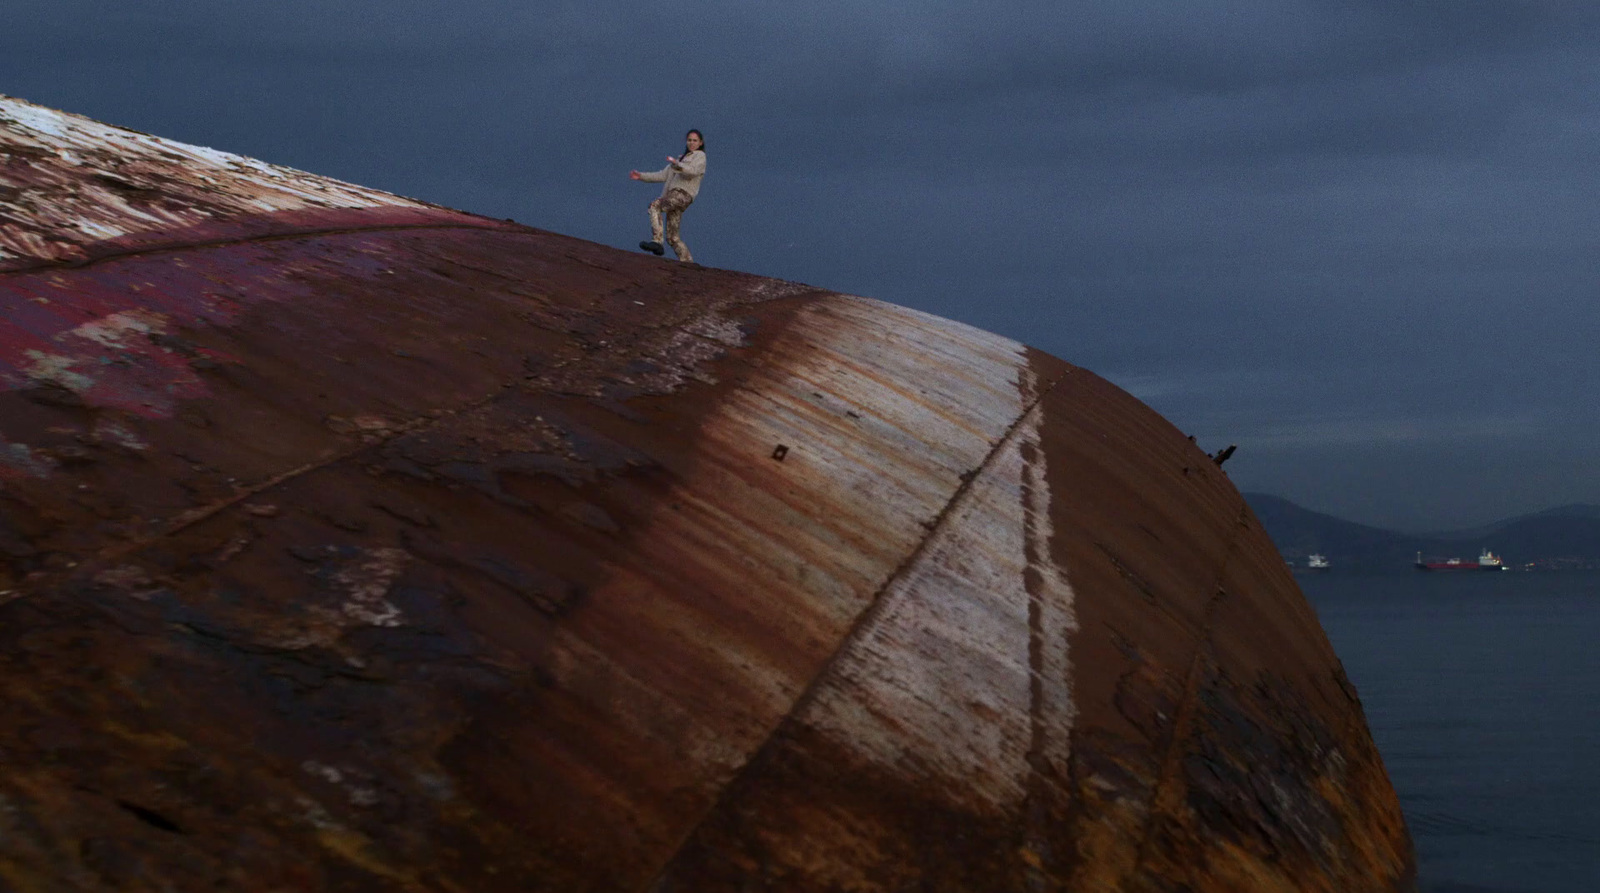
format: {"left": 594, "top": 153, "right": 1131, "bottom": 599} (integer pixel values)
{"left": 1, "top": 95, "right": 1413, "bottom": 891}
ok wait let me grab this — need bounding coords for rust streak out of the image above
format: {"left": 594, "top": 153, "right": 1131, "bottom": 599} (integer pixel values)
{"left": 1019, "top": 384, "right": 1052, "bottom": 890}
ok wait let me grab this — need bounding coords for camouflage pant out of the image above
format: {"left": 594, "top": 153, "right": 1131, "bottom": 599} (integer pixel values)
{"left": 648, "top": 188, "right": 694, "bottom": 262}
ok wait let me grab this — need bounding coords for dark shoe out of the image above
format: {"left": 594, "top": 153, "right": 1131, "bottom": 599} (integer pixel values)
{"left": 639, "top": 240, "right": 664, "bottom": 256}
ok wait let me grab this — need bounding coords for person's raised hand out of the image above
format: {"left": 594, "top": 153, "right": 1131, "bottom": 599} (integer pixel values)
{"left": 629, "top": 170, "right": 641, "bottom": 180}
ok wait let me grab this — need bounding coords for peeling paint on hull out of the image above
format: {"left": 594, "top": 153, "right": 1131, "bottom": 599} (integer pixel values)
{"left": 1, "top": 94, "right": 1414, "bottom": 892}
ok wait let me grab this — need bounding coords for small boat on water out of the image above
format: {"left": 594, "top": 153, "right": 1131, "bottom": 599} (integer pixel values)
{"left": 1288, "top": 554, "right": 1330, "bottom": 574}
{"left": 1414, "top": 549, "right": 1507, "bottom": 571}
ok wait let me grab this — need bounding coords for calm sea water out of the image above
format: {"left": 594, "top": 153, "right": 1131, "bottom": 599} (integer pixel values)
{"left": 1298, "top": 571, "right": 1600, "bottom": 893}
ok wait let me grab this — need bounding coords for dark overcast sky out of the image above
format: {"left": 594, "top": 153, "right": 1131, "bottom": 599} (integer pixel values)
{"left": 6, "top": 1, "right": 1598, "bottom": 531}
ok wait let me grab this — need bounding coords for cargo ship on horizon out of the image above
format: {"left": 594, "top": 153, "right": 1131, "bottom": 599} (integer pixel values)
{"left": 1415, "top": 549, "right": 1508, "bottom": 571}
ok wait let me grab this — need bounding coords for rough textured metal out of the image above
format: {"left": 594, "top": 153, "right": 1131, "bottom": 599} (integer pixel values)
{"left": 0, "top": 94, "right": 1414, "bottom": 892}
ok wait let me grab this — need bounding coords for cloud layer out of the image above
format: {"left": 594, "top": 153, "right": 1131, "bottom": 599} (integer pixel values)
{"left": 6, "top": 1, "right": 1597, "bottom": 528}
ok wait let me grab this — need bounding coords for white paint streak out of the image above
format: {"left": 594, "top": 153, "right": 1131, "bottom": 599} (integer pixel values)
{"left": 797, "top": 366, "right": 1077, "bottom": 813}
{"left": 0, "top": 440, "right": 54, "bottom": 478}
{"left": 333, "top": 547, "right": 408, "bottom": 627}
{"left": 264, "top": 547, "right": 411, "bottom": 650}
{"left": 65, "top": 308, "right": 168, "bottom": 348}
{"left": 20, "top": 351, "right": 94, "bottom": 392}
{"left": 0, "top": 94, "right": 431, "bottom": 267}
{"left": 539, "top": 290, "right": 1044, "bottom": 822}
{"left": 92, "top": 419, "right": 149, "bottom": 451}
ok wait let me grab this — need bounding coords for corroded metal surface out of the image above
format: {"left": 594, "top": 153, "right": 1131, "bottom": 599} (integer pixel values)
{"left": 0, "top": 95, "right": 1413, "bottom": 891}
{"left": 0, "top": 94, "right": 464, "bottom": 271}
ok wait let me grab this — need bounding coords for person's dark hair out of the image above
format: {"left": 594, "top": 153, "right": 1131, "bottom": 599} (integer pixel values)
{"left": 685, "top": 129, "right": 705, "bottom": 153}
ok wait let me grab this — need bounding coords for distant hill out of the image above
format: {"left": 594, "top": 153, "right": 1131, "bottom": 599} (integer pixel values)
{"left": 1423, "top": 503, "right": 1600, "bottom": 541}
{"left": 1474, "top": 514, "right": 1600, "bottom": 568}
{"left": 1244, "top": 494, "right": 1401, "bottom": 559}
{"left": 1243, "top": 493, "right": 1600, "bottom": 571}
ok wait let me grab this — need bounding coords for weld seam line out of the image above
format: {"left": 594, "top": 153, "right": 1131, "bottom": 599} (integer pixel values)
{"left": 0, "top": 220, "right": 523, "bottom": 277}
{"left": 16, "top": 382, "right": 504, "bottom": 600}
{"left": 1127, "top": 494, "right": 1253, "bottom": 880}
{"left": 642, "top": 363, "right": 1075, "bottom": 892}
{"left": 83, "top": 397, "right": 505, "bottom": 573}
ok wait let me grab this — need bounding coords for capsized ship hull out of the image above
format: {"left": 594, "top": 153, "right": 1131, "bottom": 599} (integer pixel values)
{"left": 0, "top": 94, "right": 1415, "bottom": 893}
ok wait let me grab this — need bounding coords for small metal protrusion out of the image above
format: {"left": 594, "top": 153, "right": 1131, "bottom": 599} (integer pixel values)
{"left": 771, "top": 445, "right": 789, "bottom": 461}
{"left": 1212, "top": 444, "right": 1237, "bottom": 467}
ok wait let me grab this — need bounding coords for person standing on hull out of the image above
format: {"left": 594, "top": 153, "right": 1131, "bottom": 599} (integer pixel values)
{"left": 630, "top": 129, "right": 705, "bottom": 262}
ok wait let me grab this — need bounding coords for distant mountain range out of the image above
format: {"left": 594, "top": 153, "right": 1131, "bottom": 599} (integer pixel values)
{"left": 1244, "top": 493, "right": 1600, "bottom": 571}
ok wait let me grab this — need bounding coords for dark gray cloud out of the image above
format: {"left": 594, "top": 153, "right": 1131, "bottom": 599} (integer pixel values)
{"left": 5, "top": 1, "right": 1599, "bottom": 530}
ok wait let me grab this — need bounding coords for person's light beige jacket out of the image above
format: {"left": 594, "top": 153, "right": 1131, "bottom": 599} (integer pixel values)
{"left": 638, "top": 149, "right": 706, "bottom": 199}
